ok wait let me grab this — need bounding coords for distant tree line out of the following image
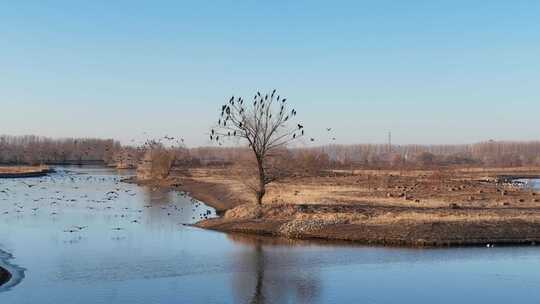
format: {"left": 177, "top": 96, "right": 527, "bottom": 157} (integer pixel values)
{"left": 0, "top": 135, "right": 121, "bottom": 165}
{"left": 186, "top": 140, "right": 540, "bottom": 169}
{"left": 2, "top": 135, "right": 539, "bottom": 170}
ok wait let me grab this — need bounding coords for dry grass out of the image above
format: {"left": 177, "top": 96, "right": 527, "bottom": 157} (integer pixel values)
{"left": 0, "top": 165, "right": 49, "bottom": 174}
{"left": 183, "top": 166, "right": 540, "bottom": 210}
{"left": 185, "top": 166, "right": 540, "bottom": 246}
{"left": 364, "top": 211, "right": 540, "bottom": 225}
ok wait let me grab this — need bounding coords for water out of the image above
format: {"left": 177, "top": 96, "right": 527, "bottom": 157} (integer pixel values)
{"left": 1, "top": 168, "right": 540, "bottom": 303}
{"left": 520, "top": 178, "right": 540, "bottom": 190}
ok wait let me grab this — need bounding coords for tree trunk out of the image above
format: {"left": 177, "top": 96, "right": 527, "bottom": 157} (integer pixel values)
{"left": 255, "top": 157, "right": 266, "bottom": 206}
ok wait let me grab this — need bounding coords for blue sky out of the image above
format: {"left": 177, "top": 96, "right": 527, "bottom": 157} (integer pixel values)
{"left": 1, "top": 1, "right": 539, "bottom": 146}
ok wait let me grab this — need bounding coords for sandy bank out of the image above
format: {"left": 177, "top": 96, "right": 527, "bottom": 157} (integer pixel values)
{"left": 196, "top": 204, "right": 540, "bottom": 247}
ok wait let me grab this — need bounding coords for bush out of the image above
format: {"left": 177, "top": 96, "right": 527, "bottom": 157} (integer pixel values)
{"left": 137, "top": 148, "right": 175, "bottom": 180}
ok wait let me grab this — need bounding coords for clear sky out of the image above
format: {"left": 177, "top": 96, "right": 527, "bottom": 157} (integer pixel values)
{"left": 1, "top": 1, "right": 539, "bottom": 146}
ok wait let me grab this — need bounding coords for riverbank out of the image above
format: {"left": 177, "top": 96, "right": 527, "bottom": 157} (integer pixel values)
{"left": 0, "top": 166, "right": 52, "bottom": 178}
{"left": 123, "top": 171, "right": 249, "bottom": 215}
{"left": 197, "top": 203, "right": 540, "bottom": 247}
{"left": 172, "top": 166, "right": 540, "bottom": 247}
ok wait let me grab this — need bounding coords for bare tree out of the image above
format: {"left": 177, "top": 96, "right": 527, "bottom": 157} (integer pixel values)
{"left": 211, "top": 90, "right": 305, "bottom": 205}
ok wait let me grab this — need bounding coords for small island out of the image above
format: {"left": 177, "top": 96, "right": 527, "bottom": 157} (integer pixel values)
{"left": 161, "top": 165, "right": 540, "bottom": 247}
{"left": 0, "top": 166, "right": 52, "bottom": 179}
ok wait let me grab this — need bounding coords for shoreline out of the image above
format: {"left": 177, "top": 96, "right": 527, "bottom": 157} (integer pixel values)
{"left": 123, "top": 175, "right": 248, "bottom": 215}
{"left": 195, "top": 204, "right": 540, "bottom": 248}
{"left": 126, "top": 168, "right": 540, "bottom": 248}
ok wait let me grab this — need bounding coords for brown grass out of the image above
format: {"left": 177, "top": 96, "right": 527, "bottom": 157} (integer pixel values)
{"left": 180, "top": 166, "right": 540, "bottom": 209}
{"left": 183, "top": 166, "right": 540, "bottom": 246}
{"left": 0, "top": 165, "right": 49, "bottom": 174}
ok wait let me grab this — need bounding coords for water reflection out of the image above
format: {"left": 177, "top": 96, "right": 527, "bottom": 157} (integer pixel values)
{"left": 228, "top": 234, "right": 321, "bottom": 304}
{"left": 142, "top": 186, "right": 172, "bottom": 205}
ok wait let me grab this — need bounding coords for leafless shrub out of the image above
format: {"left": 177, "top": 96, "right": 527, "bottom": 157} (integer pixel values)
{"left": 137, "top": 147, "right": 175, "bottom": 180}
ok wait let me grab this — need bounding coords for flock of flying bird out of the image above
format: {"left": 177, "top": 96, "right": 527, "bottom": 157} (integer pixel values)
{"left": 0, "top": 170, "right": 214, "bottom": 237}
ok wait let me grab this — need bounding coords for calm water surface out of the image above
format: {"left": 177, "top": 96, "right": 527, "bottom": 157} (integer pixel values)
{"left": 522, "top": 178, "right": 540, "bottom": 190}
{"left": 0, "top": 168, "right": 539, "bottom": 303}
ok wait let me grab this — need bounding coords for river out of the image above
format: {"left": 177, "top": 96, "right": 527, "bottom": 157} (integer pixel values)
{"left": 0, "top": 167, "right": 539, "bottom": 303}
